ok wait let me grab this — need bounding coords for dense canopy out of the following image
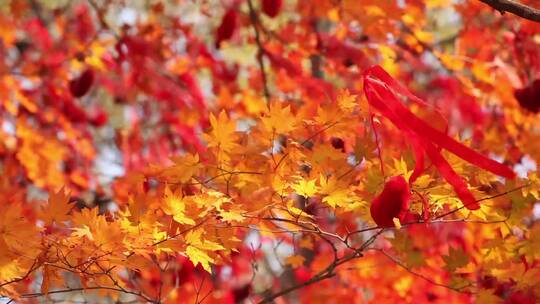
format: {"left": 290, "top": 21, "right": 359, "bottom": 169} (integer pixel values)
{"left": 1, "top": 0, "right": 540, "bottom": 303}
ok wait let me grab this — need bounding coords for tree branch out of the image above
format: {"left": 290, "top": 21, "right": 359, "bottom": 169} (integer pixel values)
{"left": 247, "top": 0, "right": 271, "bottom": 100}
{"left": 257, "top": 229, "right": 384, "bottom": 303}
{"left": 479, "top": 0, "right": 540, "bottom": 22}
{"left": 374, "top": 249, "right": 473, "bottom": 293}
{"left": 16, "top": 286, "right": 154, "bottom": 303}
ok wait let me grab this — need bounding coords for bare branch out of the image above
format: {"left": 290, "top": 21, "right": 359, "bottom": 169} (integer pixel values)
{"left": 247, "top": 0, "right": 271, "bottom": 100}
{"left": 479, "top": 0, "right": 540, "bottom": 22}
{"left": 257, "top": 229, "right": 384, "bottom": 303}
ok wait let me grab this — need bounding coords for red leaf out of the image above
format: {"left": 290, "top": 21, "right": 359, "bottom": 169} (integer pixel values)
{"left": 317, "top": 33, "right": 368, "bottom": 68}
{"left": 74, "top": 3, "right": 95, "bottom": 42}
{"left": 179, "top": 73, "right": 206, "bottom": 109}
{"left": 90, "top": 108, "right": 108, "bottom": 127}
{"left": 63, "top": 99, "right": 88, "bottom": 123}
{"left": 514, "top": 79, "right": 540, "bottom": 113}
{"left": 216, "top": 9, "right": 238, "bottom": 48}
{"left": 25, "top": 18, "right": 52, "bottom": 50}
{"left": 264, "top": 49, "right": 302, "bottom": 77}
{"left": 262, "top": 0, "right": 283, "bottom": 18}
{"left": 69, "top": 69, "right": 95, "bottom": 98}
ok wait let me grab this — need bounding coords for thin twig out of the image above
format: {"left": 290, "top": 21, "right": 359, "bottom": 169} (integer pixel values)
{"left": 374, "top": 249, "right": 473, "bottom": 293}
{"left": 247, "top": 0, "right": 271, "bottom": 100}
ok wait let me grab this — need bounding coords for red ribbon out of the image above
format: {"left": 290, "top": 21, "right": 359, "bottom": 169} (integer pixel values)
{"left": 363, "top": 65, "right": 515, "bottom": 210}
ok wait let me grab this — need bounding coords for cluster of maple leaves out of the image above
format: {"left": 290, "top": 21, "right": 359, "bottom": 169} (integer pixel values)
{"left": 1, "top": 0, "right": 540, "bottom": 303}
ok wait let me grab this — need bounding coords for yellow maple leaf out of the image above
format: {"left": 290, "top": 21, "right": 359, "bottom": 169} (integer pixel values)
{"left": 435, "top": 51, "right": 465, "bottom": 71}
{"left": 202, "top": 110, "right": 238, "bottom": 152}
{"left": 311, "top": 144, "right": 345, "bottom": 165}
{"left": 185, "top": 230, "right": 225, "bottom": 272}
{"left": 379, "top": 45, "right": 398, "bottom": 76}
{"left": 285, "top": 255, "right": 305, "bottom": 268}
{"left": 426, "top": 0, "right": 451, "bottom": 8}
{"left": 162, "top": 187, "right": 195, "bottom": 226}
{"left": 336, "top": 89, "right": 357, "bottom": 113}
{"left": 186, "top": 245, "right": 215, "bottom": 273}
{"left": 161, "top": 153, "right": 202, "bottom": 183}
{"left": 286, "top": 203, "right": 313, "bottom": 219}
{"left": 389, "top": 157, "right": 412, "bottom": 180}
{"left": 472, "top": 61, "right": 494, "bottom": 84}
{"left": 291, "top": 178, "right": 319, "bottom": 198}
{"left": 393, "top": 276, "right": 413, "bottom": 297}
{"left": 219, "top": 210, "right": 244, "bottom": 223}
{"left": 315, "top": 105, "right": 344, "bottom": 125}
{"left": 186, "top": 230, "right": 224, "bottom": 251}
{"left": 319, "top": 175, "right": 350, "bottom": 208}
{"left": 522, "top": 173, "right": 539, "bottom": 200}
{"left": 243, "top": 91, "right": 267, "bottom": 115}
{"left": 71, "top": 225, "right": 94, "bottom": 240}
{"left": 299, "top": 238, "right": 314, "bottom": 250}
{"left": 261, "top": 102, "right": 297, "bottom": 134}
{"left": 71, "top": 207, "right": 99, "bottom": 228}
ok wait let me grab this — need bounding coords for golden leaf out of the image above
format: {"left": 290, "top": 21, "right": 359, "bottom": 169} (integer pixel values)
{"left": 291, "top": 178, "right": 319, "bottom": 198}
{"left": 162, "top": 187, "right": 196, "bottom": 226}
{"left": 261, "top": 103, "right": 297, "bottom": 135}
{"left": 285, "top": 255, "right": 305, "bottom": 268}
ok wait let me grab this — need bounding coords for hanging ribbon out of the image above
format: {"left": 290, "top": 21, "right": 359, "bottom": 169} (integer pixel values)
{"left": 363, "top": 65, "right": 515, "bottom": 210}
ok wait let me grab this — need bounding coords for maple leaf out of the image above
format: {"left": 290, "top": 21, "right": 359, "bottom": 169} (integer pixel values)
{"left": 315, "top": 105, "right": 344, "bottom": 125}
{"left": 390, "top": 232, "right": 425, "bottom": 269}
{"left": 185, "top": 229, "right": 224, "bottom": 272}
{"left": 389, "top": 157, "right": 413, "bottom": 181}
{"left": 299, "top": 238, "right": 314, "bottom": 250}
{"left": 310, "top": 144, "right": 345, "bottom": 165}
{"left": 515, "top": 268, "right": 540, "bottom": 291}
{"left": 219, "top": 210, "right": 244, "bottom": 222}
{"left": 127, "top": 192, "right": 147, "bottom": 225}
{"left": 319, "top": 175, "right": 351, "bottom": 208}
{"left": 443, "top": 247, "right": 470, "bottom": 272}
{"left": 71, "top": 225, "right": 94, "bottom": 240}
{"left": 286, "top": 203, "right": 313, "bottom": 219}
{"left": 160, "top": 153, "right": 202, "bottom": 183}
{"left": 4, "top": 1, "right": 540, "bottom": 301}
{"left": 522, "top": 172, "right": 539, "bottom": 200}
{"left": 243, "top": 91, "right": 267, "bottom": 115}
{"left": 41, "top": 187, "right": 72, "bottom": 226}
{"left": 291, "top": 178, "right": 318, "bottom": 198}
{"left": 71, "top": 207, "right": 99, "bottom": 228}
{"left": 393, "top": 276, "right": 413, "bottom": 298}
{"left": 91, "top": 217, "right": 125, "bottom": 252}
{"left": 186, "top": 245, "right": 215, "bottom": 273}
{"left": 475, "top": 289, "right": 503, "bottom": 304}
{"left": 336, "top": 89, "right": 357, "bottom": 113}
{"left": 202, "top": 110, "right": 238, "bottom": 152}
{"left": 70, "top": 207, "right": 125, "bottom": 252}
{"left": 0, "top": 247, "right": 23, "bottom": 282}
{"left": 261, "top": 102, "right": 297, "bottom": 134}
{"left": 285, "top": 255, "right": 305, "bottom": 268}
{"left": 162, "top": 187, "right": 195, "bottom": 226}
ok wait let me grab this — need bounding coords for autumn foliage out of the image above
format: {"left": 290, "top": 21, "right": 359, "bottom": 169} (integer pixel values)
{"left": 1, "top": 0, "right": 540, "bottom": 303}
